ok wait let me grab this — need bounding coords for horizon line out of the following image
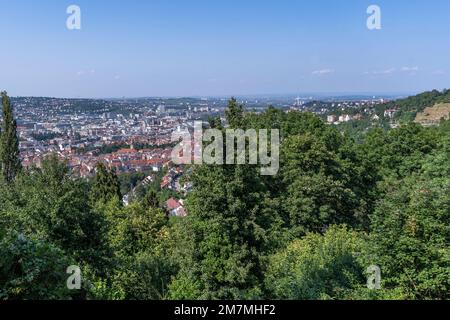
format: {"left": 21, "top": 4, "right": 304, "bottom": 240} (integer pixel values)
{"left": 7, "top": 91, "right": 422, "bottom": 100}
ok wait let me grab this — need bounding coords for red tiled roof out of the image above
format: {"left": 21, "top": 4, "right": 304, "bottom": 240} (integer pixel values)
{"left": 117, "top": 148, "right": 137, "bottom": 154}
{"left": 129, "top": 159, "right": 164, "bottom": 166}
{"left": 166, "top": 198, "right": 181, "bottom": 210}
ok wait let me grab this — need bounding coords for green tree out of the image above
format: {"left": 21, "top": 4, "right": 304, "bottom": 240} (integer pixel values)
{"left": 2, "top": 155, "right": 111, "bottom": 275}
{"left": 208, "top": 116, "right": 223, "bottom": 130}
{"left": 367, "top": 173, "right": 449, "bottom": 299}
{"left": 265, "top": 225, "right": 365, "bottom": 300}
{"left": 143, "top": 189, "right": 160, "bottom": 210}
{"left": 90, "top": 163, "right": 122, "bottom": 205}
{"left": 0, "top": 91, "right": 22, "bottom": 183}
{"left": 90, "top": 199, "right": 173, "bottom": 300}
{"left": 225, "top": 97, "right": 245, "bottom": 129}
{"left": 168, "top": 105, "right": 284, "bottom": 299}
{"left": 107, "top": 251, "right": 175, "bottom": 300}
{"left": 0, "top": 232, "right": 74, "bottom": 300}
{"left": 279, "top": 133, "right": 371, "bottom": 236}
{"left": 106, "top": 202, "right": 167, "bottom": 257}
{"left": 361, "top": 123, "right": 440, "bottom": 179}
{"left": 169, "top": 164, "right": 274, "bottom": 299}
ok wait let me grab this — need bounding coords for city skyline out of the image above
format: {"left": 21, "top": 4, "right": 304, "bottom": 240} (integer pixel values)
{"left": 1, "top": 0, "right": 450, "bottom": 98}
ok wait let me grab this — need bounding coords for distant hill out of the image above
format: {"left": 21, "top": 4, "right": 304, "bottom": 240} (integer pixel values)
{"left": 375, "top": 89, "right": 450, "bottom": 121}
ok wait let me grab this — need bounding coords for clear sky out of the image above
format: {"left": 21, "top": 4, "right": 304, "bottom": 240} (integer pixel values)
{"left": 1, "top": 0, "right": 449, "bottom": 98}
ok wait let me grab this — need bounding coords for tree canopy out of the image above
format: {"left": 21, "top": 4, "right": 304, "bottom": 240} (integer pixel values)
{"left": 0, "top": 96, "right": 448, "bottom": 300}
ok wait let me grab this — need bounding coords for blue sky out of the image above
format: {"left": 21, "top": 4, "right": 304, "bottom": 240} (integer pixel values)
{"left": 1, "top": 0, "right": 449, "bottom": 98}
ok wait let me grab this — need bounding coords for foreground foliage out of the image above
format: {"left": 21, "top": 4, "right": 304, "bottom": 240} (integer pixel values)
{"left": 0, "top": 94, "right": 449, "bottom": 300}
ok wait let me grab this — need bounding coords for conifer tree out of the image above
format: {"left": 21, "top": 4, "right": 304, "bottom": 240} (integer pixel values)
{"left": 225, "top": 97, "right": 245, "bottom": 129}
{"left": 143, "top": 189, "right": 159, "bottom": 209}
{"left": 0, "top": 91, "right": 22, "bottom": 183}
{"left": 90, "top": 162, "right": 122, "bottom": 205}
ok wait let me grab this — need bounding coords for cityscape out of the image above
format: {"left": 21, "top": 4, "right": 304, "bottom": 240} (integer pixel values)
{"left": 15, "top": 95, "right": 393, "bottom": 177}
{"left": 0, "top": 0, "right": 449, "bottom": 311}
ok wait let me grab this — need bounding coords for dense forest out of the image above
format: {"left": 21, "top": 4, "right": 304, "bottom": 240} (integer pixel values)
{"left": 0, "top": 92, "right": 449, "bottom": 300}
